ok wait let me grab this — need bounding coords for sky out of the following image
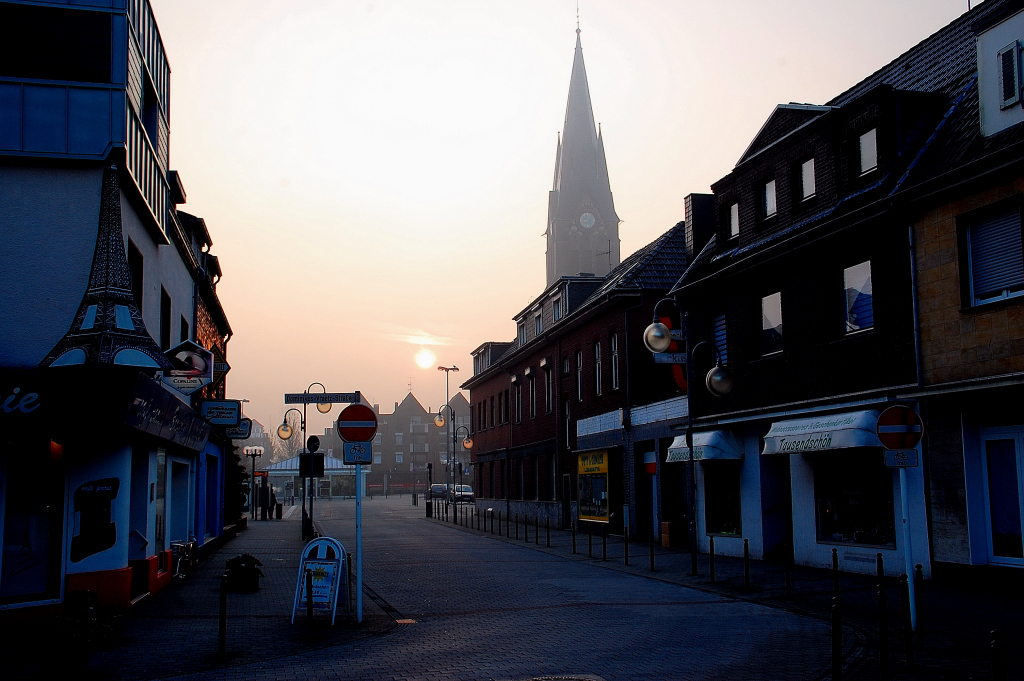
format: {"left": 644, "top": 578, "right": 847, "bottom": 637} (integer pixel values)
{"left": 149, "top": 0, "right": 973, "bottom": 437}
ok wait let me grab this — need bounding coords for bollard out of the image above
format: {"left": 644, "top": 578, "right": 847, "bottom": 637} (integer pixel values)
{"left": 831, "top": 596, "right": 844, "bottom": 681}
{"left": 602, "top": 525, "right": 607, "bottom": 561}
{"left": 348, "top": 552, "right": 353, "bottom": 612}
{"left": 572, "top": 521, "right": 577, "bottom": 554}
{"left": 535, "top": 516, "right": 539, "bottom": 545}
{"left": 218, "top": 574, "right": 228, "bottom": 656}
{"left": 914, "top": 563, "right": 924, "bottom": 649}
{"left": 306, "top": 568, "right": 314, "bottom": 626}
{"left": 650, "top": 533, "right": 656, "bottom": 572}
{"left": 709, "top": 535, "right": 716, "bottom": 583}
{"left": 546, "top": 517, "right": 551, "bottom": 547}
{"left": 899, "top": 574, "right": 914, "bottom": 668}
{"left": 588, "top": 522, "right": 593, "bottom": 558}
{"left": 506, "top": 510, "right": 510, "bottom": 537}
{"left": 524, "top": 515, "right": 529, "bottom": 542}
{"left": 784, "top": 547, "right": 793, "bottom": 598}
{"left": 743, "top": 538, "right": 750, "bottom": 589}
{"left": 515, "top": 513, "right": 520, "bottom": 540}
{"left": 992, "top": 630, "right": 1006, "bottom": 681}
{"left": 498, "top": 511, "right": 502, "bottom": 536}
{"left": 624, "top": 525, "right": 629, "bottom": 566}
{"left": 832, "top": 547, "right": 840, "bottom": 597}
{"left": 877, "top": 554, "right": 889, "bottom": 681}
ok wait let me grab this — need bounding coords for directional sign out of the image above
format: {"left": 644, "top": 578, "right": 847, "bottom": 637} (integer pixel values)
{"left": 343, "top": 441, "right": 372, "bottom": 465}
{"left": 285, "top": 392, "right": 360, "bottom": 405}
{"left": 876, "top": 405, "right": 924, "bottom": 450}
{"left": 337, "top": 403, "right": 377, "bottom": 442}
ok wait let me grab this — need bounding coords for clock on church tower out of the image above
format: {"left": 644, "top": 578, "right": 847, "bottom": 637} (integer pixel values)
{"left": 579, "top": 212, "right": 596, "bottom": 229}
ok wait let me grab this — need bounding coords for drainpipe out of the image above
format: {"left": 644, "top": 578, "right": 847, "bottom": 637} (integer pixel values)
{"left": 908, "top": 224, "right": 923, "bottom": 388}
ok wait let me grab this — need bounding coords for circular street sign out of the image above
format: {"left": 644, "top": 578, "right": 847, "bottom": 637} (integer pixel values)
{"left": 876, "top": 405, "right": 924, "bottom": 450}
{"left": 337, "top": 403, "right": 378, "bottom": 442}
{"left": 306, "top": 435, "right": 320, "bottom": 454}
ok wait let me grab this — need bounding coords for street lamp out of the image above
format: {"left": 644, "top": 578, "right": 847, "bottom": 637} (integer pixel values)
{"left": 278, "top": 381, "right": 331, "bottom": 540}
{"left": 437, "top": 365, "right": 459, "bottom": 521}
{"left": 243, "top": 445, "right": 264, "bottom": 520}
{"left": 643, "top": 300, "right": 734, "bottom": 575}
{"left": 435, "top": 405, "right": 472, "bottom": 521}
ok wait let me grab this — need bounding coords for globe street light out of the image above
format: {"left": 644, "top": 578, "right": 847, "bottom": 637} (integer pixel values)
{"left": 437, "top": 365, "right": 459, "bottom": 521}
{"left": 278, "top": 382, "right": 330, "bottom": 540}
{"left": 243, "top": 445, "right": 264, "bottom": 520}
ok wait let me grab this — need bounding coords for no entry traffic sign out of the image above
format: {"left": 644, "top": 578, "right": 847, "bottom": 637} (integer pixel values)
{"left": 337, "top": 403, "right": 377, "bottom": 442}
{"left": 876, "top": 405, "right": 923, "bottom": 450}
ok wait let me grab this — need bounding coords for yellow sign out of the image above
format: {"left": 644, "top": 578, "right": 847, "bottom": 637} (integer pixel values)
{"left": 578, "top": 451, "right": 608, "bottom": 475}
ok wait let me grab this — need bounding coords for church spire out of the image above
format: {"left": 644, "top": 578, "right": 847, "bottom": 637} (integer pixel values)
{"left": 40, "top": 165, "right": 173, "bottom": 370}
{"left": 545, "top": 28, "right": 620, "bottom": 286}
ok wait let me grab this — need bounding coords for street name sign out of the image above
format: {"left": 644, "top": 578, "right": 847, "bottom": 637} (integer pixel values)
{"left": 285, "top": 392, "right": 360, "bottom": 405}
{"left": 653, "top": 352, "right": 687, "bottom": 365}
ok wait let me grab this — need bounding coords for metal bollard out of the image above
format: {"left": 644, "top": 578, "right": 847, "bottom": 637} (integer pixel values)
{"left": 743, "top": 538, "right": 750, "bottom": 589}
{"left": 784, "top": 547, "right": 793, "bottom": 598}
{"left": 624, "top": 525, "right": 629, "bottom": 566}
{"left": 306, "top": 568, "right": 314, "bottom": 626}
{"left": 602, "top": 525, "right": 607, "bottom": 561}
{"left": 572, "top": 521, "right": 577, "bottom": 554}
{"left": 348, "top": 552, "right": 353, "bottom": 613}
{"left": 535, "top": 516, "right": 539, "bottom": 545}
{"left": 546, "top": 517, "right": 550, "bottom": 547}
{"left": 914, "top": 563, "right": 924, "bottom": 649}
{"left": 832, "top": 547, "right": 840, "bottom": 597}
{"left": 506, "top": 510, "right": 509, "bottom": 537}
{"left": 524, "top": 515, "right": 529, "bottom": 542}
{"left": 498, "top": 511, "right": 502, "bottom": 536}
{"left": 831, "top": 596, "right": 844, "bottom": 681}
{"left": 709, "top": 535, "right": 716, "bottom": 583}
{"left": 588, "top": 522, "right": 593, "bottom": 558}
{"left": 516, "top": 513, "right": 520, "bottom": 539}
{"left": 899, "top": 574, "right": 914, "bottom": 668}
{"left": 218, "top": 574, "right": 228, "bottom": 656}
{"left": 877, "top": 554, "right": 889, "bottom": 681}
{"left": 650, "top": 533, "right": 656, "bottom": 571}
{"left": 992, "top": 630, "right": 1006, "bottom": 681}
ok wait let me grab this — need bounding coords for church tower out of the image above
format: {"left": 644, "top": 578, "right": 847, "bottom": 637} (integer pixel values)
{"left": 545, "top": 28, "right": 621, "bottom": 286}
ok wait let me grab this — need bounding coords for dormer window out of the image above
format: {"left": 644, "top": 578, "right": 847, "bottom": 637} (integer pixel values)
{"left": 999, "top": 40, "right": 1021, "bottom": 109}
{"left": 859, "top": 129, "right": 877, "bottom": 174}
{"left": 517, "top": 322, "right": 526, "bottom": 345}
{"left": 729, "top": 203, "right": 740, "bottom": 238}
{"left": 801, "top": 158, "right": 816, "bottom": 199}
{"left": 535, "top": 313, "right": 543, "bottom": 335}
{"left": 553, "top": 296, "right": 563, "bottom": 321}
{"left": 763, "top": 180, "right": 777, "bottom": 219}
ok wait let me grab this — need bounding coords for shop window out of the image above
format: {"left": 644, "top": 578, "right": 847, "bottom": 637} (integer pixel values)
{"left": 812, "top": 451, "right": 895, "bottom": 546}
{"left": 127, "top": 240, "right": 144, "bottom": 311}
{"left": 844, "top": 261, "right": 874, "bottom": 332}
{"left": 980, "top": 428, "right": 1024, "bottom": 562}
{"left": 180, "top": 316, "right": 189, "bottom": 342}
{"left": 761, "top": 292, "right": 783, "bottom": 354}
{"left": 964, "top": 206, "right": 1024, "bottom": 305}
{"left": 704, "top": 461, "right": 742, "bottom": 536}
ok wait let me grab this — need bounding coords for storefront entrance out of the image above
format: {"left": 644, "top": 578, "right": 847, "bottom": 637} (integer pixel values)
{"left": 980, "top": 427, "right": 1024, "bottom": 564}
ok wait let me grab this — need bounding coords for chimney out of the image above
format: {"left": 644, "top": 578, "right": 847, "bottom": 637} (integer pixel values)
{"left": 395, "top": 402, "right": 399, "bottom": 412}
{"left": 684, "top": 193, "right": 715, "bottom": 261}
{"left": 373, "top": 404, "right": 379, "bottom": 414}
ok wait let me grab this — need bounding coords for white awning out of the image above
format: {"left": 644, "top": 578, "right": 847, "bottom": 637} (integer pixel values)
{"left": 761, "top": 410, "right": 882, "bottom": 455}
{"left": 666, "top": 430, "right": 743, "bottom": 462}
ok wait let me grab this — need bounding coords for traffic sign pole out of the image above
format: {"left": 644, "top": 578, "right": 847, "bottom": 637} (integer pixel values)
{"left": 355, "top": 460, "right": 362, "bottom": 623}
{"left": 336, "top": 403, "right": 377, "bottom": 626}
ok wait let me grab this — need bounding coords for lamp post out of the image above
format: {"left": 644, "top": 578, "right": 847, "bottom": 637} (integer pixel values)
{"left": 243, "top": 446, "right": 264, "bottom": 520}
{"left": 278, "top": 382, "right": 333, "bottom": 540}
{"left": 644, "top": 301, "right": 733, "bottom": 576}
{"left": 434, "top": 403, "right": 473, "bottom": 522}
{"left": 436, "top": 365, "right": 459, "bottom": 518}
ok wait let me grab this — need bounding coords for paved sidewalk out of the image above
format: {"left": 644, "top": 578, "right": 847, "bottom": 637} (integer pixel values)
{"left": 431, "top": 502, "right": 1024, "bottom": 681}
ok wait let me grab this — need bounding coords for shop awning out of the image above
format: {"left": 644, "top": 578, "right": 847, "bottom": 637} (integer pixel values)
{"left": 761, "top": 410, "right": 882, "bottom": 455}
{"left": 666, "top": 430, "right": 742, "bottom": 462}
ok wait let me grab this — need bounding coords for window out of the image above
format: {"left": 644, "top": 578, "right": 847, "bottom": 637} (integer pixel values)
{"left": 127, "top": 240, "right": 144, "bottom": 312}
{"left": 729, "top": 203, "right": 740, "bottom": 238}
{"left": 576, "top": 350, "right": 584, "bottom": 402}
{"left": 0, "top": 4, "right": 112, "bottom": 84}
{"left": 564, "top": 400, "right": 571, "bottom": 447}
{"left": 497, "top": 391, "right": 504, "bottom": 425}
{"left": 517, "top": 322, "right": 526, "bottom": 345}
{"left": 594, "top": 342, "right": 602, "bottom": 396}
{"left": 374, "top": 433, "right": 382, "bottom": 445}
{"left": 553, "top": 297, "right": 563, "bottom": 321}
{"left": 544, "top": 369, "right": 553, "bottom": 413}
{"left": 965, "top": 206, "right": 1024, "bottom": 305}
{"left": 859, "top": 128, "right": 877, "bottom": 174}
{"left": 763, "top": 180, "right": 777, "bottom": 218}
{"left": 979, "top": 428, "right": 1024, "bottom": 561}
{"left": 529, "top": 376, "right": 536, "bottom": 419}
{"left": 610, "top": 334, "right": 619, "bottom": 390}
{"left": 704, "top": 461, "right": 742, "bottom": 535}
{"left": 373, "top": 454, "right": 382, "bottom": 465}
{"left": 812, "top": 451, "right": 895, "bottom": 546}
{"left": 801, "top": 158, "right": 816, "bottom": 199}
{"left": 563, "top": 356, "right": 571, "bottom": 375}
{"left": 713, "top": 314, "right": 728, "bottom": 364}
{"left": 535, "top": 314, "right": 543, "bottom": 335}
{"left": 395, "top": 432, "right": 404, "bottom": 445}
{"left": 159, "top": 288, "right": 171, "bottom": 351}
{"left": 490, "top": 396, "right": 495, "bottom": 428}
{"left": 180, "top": 316, "right": 189, "bottom": 342}
{"left": 515, "top": 383, "right": 522, "bottom": 423}
{"left": 395, "top": 454, "right": 403, "bottom": 464}
{"left": 504, "top": 389, "right": 510, "bottom": 423}
{"left": 844, "top": 261, "right": 874, "bottom": 332}
{"left": 998, "top": 40, "right": 1021, "bottom": 109}
{"left": 762, "top": 292, "right": 783, "bottom": 354}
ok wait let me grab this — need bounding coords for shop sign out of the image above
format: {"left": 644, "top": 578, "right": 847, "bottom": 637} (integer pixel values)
{"left": 762, "top": 410, "right": 882, "bottom": 455}
{"left": 125, "top": 374, "right": 210, "bottom": 451}
{"left": 225, "top": 417, "right": 252, "bottom": 439}
{"left": 199, "top": 400, "right": 242, "bottom": 426}
{"left": 292, "top": 537, "right": 348, "bottom": 625}
{"left": 162, "top": 340, "right": 214, "bottom": 395}
{"left": 578, "top": 451, "right": 608, "bottom": 475}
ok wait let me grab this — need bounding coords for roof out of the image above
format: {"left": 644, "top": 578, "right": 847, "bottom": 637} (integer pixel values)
{"left": 262, "top": 455, "right": 356, "bottom": 472}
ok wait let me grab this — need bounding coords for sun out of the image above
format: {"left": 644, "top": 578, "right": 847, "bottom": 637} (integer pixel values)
{"left": 415, "top": 348, "right": 436, "bottom": 369}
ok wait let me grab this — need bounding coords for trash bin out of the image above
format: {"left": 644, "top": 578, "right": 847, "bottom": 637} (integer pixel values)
{"left": 275, "top": 502, "right": 283, "bottom": 519}
{"left": 224, "top": 554, "right": 264, "bottom": 592}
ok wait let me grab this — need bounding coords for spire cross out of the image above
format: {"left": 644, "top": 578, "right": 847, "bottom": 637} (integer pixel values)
{"left": 576, "top": 1, "right": 580, "bottom": 33}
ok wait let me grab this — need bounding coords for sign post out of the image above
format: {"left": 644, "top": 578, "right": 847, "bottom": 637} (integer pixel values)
{"left": 876, "top": 405, "right": 924, "bottom": 632}
{"left": 337, "top": 403, "right": 377, "bottom": 624}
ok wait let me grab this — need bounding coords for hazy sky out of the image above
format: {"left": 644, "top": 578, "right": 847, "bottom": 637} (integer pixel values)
{"left": 150, "top": 0, "right": 971, "bottom": 436}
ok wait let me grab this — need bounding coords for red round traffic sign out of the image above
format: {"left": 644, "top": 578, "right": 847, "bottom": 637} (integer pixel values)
{"left": 337, "top": 403, "right": 377, "bottom": 442}
{"left": 876, "top": 405, "right": 923, "bottom": 450}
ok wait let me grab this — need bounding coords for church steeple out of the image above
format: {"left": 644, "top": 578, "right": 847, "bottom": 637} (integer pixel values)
{"left": 545, "top": 28, "right": 620, "bottom": 286}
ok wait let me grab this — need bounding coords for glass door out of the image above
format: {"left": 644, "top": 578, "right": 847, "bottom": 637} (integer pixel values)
{"left": 980, "top": 429, "right": 1024, "bottom": 564}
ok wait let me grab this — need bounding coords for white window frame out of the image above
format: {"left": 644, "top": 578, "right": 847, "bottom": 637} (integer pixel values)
{"left": 576, "top": 350, "right": 584, "bottom": 402}
{"left": 553, "top": 296, "right": 562, "bottom": 321}
{"left": 535, "top": 314, "right": 543, "bottom": 336}
{"left": 729, "top": 202, "right": 740, "bottom": 238}
{"left": 762, "top": 291, "right": 783, "bottom": 355}
{"left": 764, "top": 180, "right": 777, "bottom": 218}
{"left": 594, "top": 341, "right": 602, "bottom": 396}
{"left": 801, "top": 158, "right": 816, "bottom": 199}
{"left": 610, "top": 333, "right": 619, "bottom": 390}
{"left": 860, "top": 128, "right": 877, "bottom": 174}
{"left": 998, "top": 40, "right": 1021, "bottom": 109}
{"left": 979, "top": 427, "right": 1024, "bottom": 565}
{"left": 517, "top": 322, "right": 526, "bottom": 345}
{"left": 844, "top": 261, "right": 874, "bottom": 333}
{"left": 966, "top": 207, "right": 1024, "bottom": 305}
